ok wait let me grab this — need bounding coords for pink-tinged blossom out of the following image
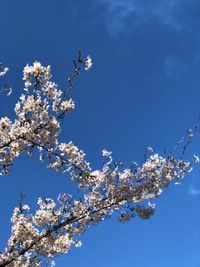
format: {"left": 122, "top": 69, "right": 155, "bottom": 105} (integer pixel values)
{"left": 0, "top": 60, "right": 194, "bottom": 267}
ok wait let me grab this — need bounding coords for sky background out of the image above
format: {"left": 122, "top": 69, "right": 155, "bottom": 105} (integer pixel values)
{"left": 0, "top": 0, "right": 200, "bottom": 266}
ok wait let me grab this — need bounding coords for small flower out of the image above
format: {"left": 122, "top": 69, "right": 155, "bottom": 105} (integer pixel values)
{"left": 187, "top": 129, "right": 193, "bottom": 139}
{"left": 102, "top": 149, "right": 112, "bottom": 157}
{"left": 146, "top": 146, "right": 153, "bottom": 153}
{"left": 0, "top": 67, "right": 9, "bottom": 76}
{"left": 22, "top": 204, "right": 30, "bottom": 211}
{"left": 84, "top": 56, "right": 92, "bottom": 70}
{"left": 193, "top": 155, "right": 200, "bottom": 164}
{"left": 74, "top": 240, "right": 82, "bottom": 247}
{"left": 148, "top": 202, "right": 156, "bottom": 209}
{"left": 60, "top": 99, "right": 75, "bottom": 111}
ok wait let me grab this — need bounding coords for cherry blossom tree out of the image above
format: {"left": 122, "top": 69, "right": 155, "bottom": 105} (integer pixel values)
{"left": 0, "top": 53, "right": 196, "bottom": 266}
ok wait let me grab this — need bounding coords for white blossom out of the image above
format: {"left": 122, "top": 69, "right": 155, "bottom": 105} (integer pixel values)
{"left": 84, "top": 56, "right": 92, "bottom": 70}
{"left": 0, "top": 66, "right": 9, "bottom": 76}
{"left": 193, "top": 154, "right": 200, "bottom": 164}
{"left": 0, "top": 60, "right": 194, "bottom": 267}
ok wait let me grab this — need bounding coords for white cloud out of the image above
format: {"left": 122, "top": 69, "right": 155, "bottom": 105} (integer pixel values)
{"left": 164, "top": 57, "right": 192, "bottom": 78}
{"left": 94, "top": 0, "right": 188, "bottom": 36}
{"left": 164, "top": 58, "right": 179, "bottom": 77}
{"left": 153, "top": 0, "right": 184, "bottom": 30}
{"left": 94, "top": 0, "right": 137, "bottom": 36}
{"left": 188, "top": 185, "right": 200, "bottom": 196}
{"left": 188, "top": 174, "right": 200, "bottom": 196}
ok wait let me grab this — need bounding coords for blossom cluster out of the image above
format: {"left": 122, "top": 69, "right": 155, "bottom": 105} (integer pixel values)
{"left": 0, "top": 58, "right": 194, "bottom": 267}
{"left": 0, "top": 56, "right": 91, "bottom": 176}
{"left": 0, "top": 149, "right": 191, "bottom": 266}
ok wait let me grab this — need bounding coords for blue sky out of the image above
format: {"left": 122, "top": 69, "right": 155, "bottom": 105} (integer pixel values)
{"left": 0, "top": 0, "right": 200, "bottom": 266}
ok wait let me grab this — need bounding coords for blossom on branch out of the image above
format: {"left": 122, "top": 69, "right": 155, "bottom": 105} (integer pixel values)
{"left": 0, "top": 56, "right": 195, "bottom": 267}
